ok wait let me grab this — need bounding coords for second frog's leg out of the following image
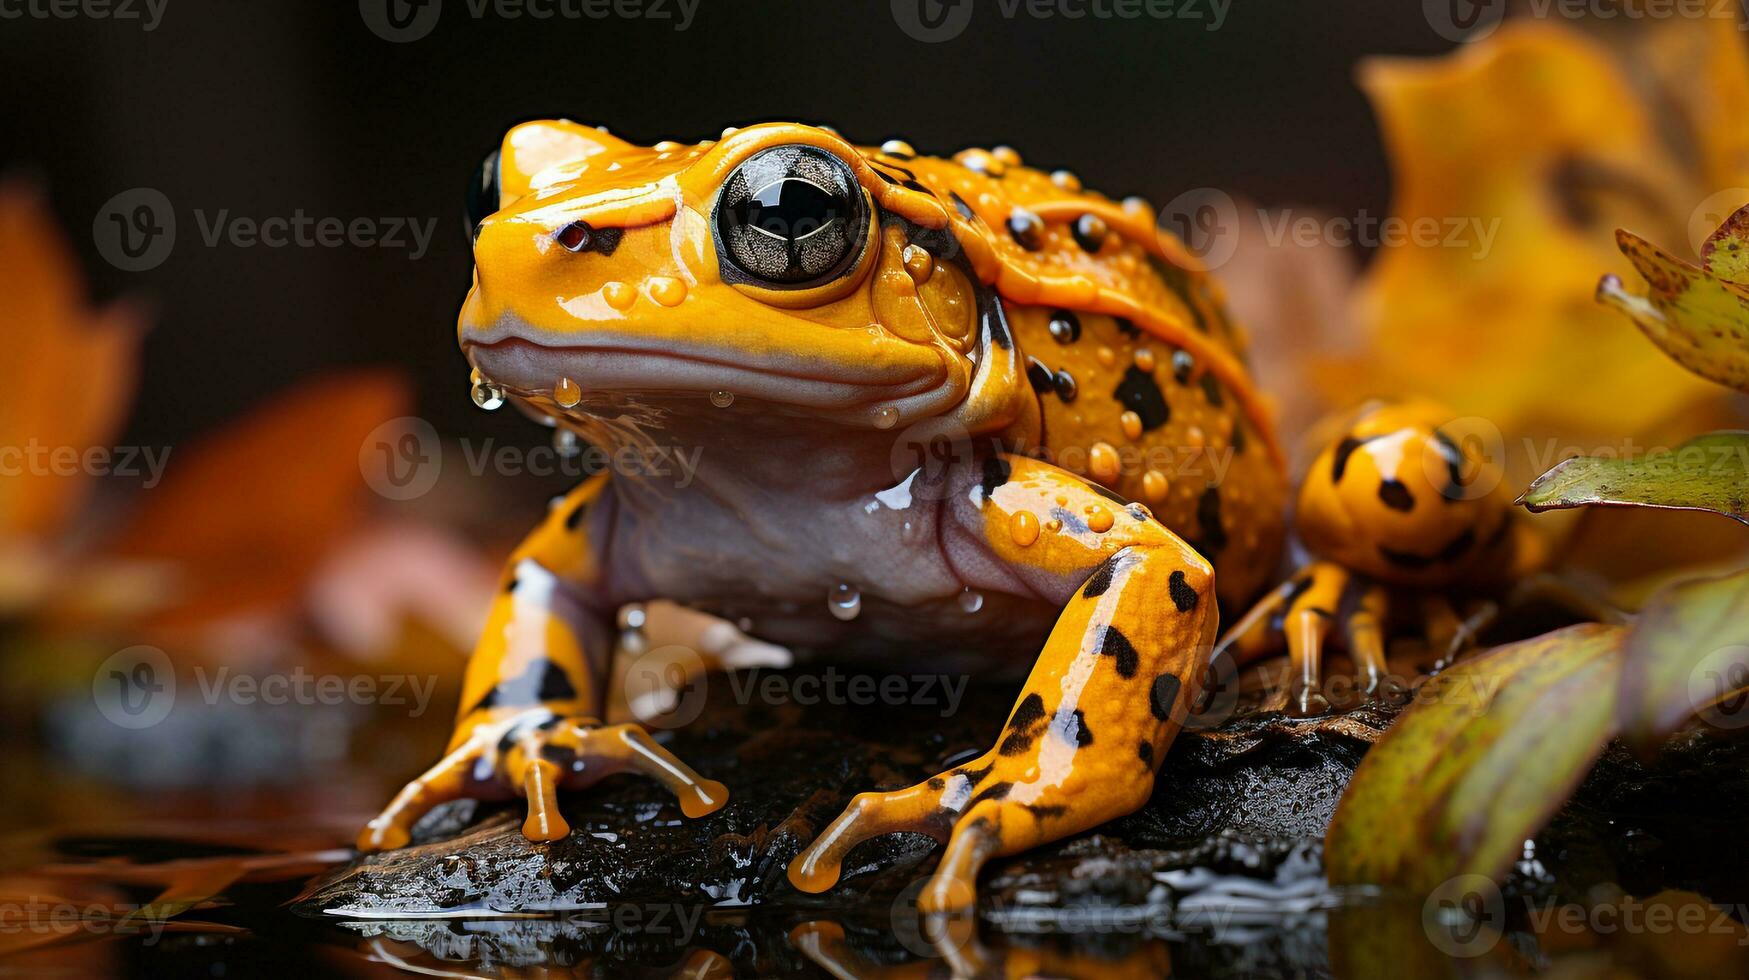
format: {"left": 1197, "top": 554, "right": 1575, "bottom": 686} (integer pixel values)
{"left": 1277, "top": 561, "right": 1350, "bottom": 716}
{"left": 789, "top": 454, "right": 1217, "bottom": 915}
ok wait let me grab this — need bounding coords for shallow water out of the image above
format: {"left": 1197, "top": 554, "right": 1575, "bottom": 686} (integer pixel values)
{"left": 8, "top": 670, "right": 1749, "bottom": 978}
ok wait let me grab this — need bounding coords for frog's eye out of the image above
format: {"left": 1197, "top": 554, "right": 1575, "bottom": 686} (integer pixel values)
{"left": 713, "top": 145, "right": 869, "bottom": 288}
{"left": 465, "top": 150, "right": 501, "bottom": 240}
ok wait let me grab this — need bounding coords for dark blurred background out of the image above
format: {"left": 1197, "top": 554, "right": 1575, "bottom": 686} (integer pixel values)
{"left": 0, "top": 0, "right": 1448, "bottom": 450}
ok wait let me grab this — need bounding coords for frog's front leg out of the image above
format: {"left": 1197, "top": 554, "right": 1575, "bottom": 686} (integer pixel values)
{"left": 788, "top": 454, "right": 1216, "bottom": 914}
{"left": 358, "top": 473, "right": 726, "bottom": 851}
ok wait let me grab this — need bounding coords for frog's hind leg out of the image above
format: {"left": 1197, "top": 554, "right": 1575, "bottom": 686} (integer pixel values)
{"left": 789, "top": 454, "right": 1217, "bottom": 916}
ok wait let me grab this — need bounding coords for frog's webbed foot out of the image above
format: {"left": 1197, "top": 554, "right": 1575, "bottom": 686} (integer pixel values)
{"left": 1216, "top": 560, "right": 1408, "bottom": 717}
{"left": 357, "top": 711, "right": 727, "bottom": 852}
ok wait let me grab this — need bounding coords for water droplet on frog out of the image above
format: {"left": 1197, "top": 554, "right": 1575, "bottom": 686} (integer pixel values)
{"left": 552, "top": 428, "right": 581, "bottom": 458}
{"left": 737, "top": 617, "right": 754, "bottom": 633}
{"left": 618, "top": 603, "right": 648, "bottom": 654}
{"left": 827, "top": 583, "right": 861, "bottom": 621}
{"left": 469, "top": 370, "right": 505, "bottom": 411}
{"left": 874, "top": 406, "right": 899, "bottom": 430}
{"left": 710, "top": 390, "right": 735, "bottom": 408}
{"left": 554, "top": 377, "right": 582, "bottom": 408}
{"left": 958, "top": 588, "right": 984, "bottom": 614}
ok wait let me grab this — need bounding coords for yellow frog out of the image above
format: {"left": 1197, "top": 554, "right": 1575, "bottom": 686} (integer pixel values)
{"left": 358, "top": 121, "right": 1293, "bottom": 915}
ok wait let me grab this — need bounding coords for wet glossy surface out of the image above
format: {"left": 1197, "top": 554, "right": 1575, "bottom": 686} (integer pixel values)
{"left": 10, "top": 656, "right": 1746, "bottom": 978}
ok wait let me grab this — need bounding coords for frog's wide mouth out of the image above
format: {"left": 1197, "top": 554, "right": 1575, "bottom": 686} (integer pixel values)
{"left": 462, "top": 335, "right": 949, "bottom": 412}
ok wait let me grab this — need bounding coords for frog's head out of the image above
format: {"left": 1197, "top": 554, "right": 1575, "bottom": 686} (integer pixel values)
{"left": 1295, "top": 401, "right": 1510, "bottom": 586}
{"left": 459, "top": 121, "right": 992, "bottom": 432}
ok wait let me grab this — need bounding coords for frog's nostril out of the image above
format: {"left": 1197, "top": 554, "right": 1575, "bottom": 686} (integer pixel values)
{"left": 554, "top": 220, "right": 624, "bottom": 256}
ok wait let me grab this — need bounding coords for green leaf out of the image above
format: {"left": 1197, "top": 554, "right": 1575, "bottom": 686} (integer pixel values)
{"left": 1617, "top": 566, "right": 1749, "bottom": 748}
{"left": 1517, "top": 430, "right": 1749, "bottom": 525}
{"left": 1326, "top": 623, "right": 1627, "bottom": 891}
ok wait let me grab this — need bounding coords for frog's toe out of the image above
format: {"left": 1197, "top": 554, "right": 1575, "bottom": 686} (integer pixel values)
{"left": 358, "top": 712, "right": 728, "bottom": 852}
{"left": 533, "top": 720, "right": 730, "bottom": 822}
{"left": 788, "top": 782, "right": 951, "bottom": 894}
{"left": 357, "top": 741, "right": 485, "bottom": 852}
{"left": 789, "top": 753, "right": 1138, "bottom": 922}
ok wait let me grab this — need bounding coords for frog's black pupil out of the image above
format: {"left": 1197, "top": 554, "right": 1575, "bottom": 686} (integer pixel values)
{"left": 714, "top": 145, "right": 866, "bottom": 287}
{"left": 739, "top": 179, "right": 840, "bottom": 241}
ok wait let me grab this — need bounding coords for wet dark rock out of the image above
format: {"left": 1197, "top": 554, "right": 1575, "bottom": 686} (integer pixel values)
{"left": 295, "top": 672, "right": 1387, "bottom": 922}
{"left": 290, "top": 660, "right": 1749, "bottom": 976}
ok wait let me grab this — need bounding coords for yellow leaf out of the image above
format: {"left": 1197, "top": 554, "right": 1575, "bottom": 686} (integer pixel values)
{"left": 1600, "top": 220, "right": 1749, "bottom": 392}
{"left": 1336, "top": 21, "right": 1722, "bottom": 439}
{"left": 1701, "top": 201, "right": 1749, "bottom": 286}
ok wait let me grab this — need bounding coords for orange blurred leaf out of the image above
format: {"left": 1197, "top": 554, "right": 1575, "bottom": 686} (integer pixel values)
{"left": 0, "top": 182, "right": 144, "bottom": 542}
{"left": 100, "top": 369, "right": 410, "bottom": 630}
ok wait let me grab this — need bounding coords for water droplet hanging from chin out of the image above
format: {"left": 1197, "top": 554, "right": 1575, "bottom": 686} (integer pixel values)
{"left": 958, "top": 588, "right": 984, "bottom": 614}
{"left": 827, "top": 583, "right": 862, "bottom": 621}
{"left": 469, "top": 369, "right": 505, "bottom": 411}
